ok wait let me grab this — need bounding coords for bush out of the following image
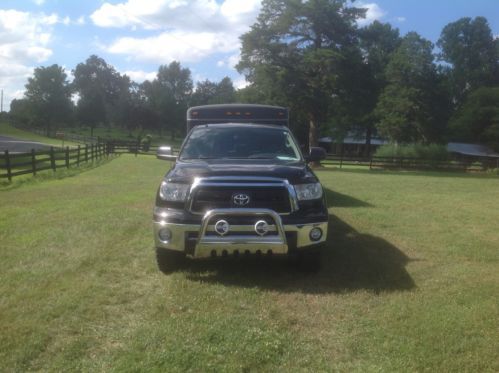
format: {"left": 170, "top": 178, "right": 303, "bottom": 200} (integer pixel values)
{"left": 140, "top": 134, "right": 152, "bottom": 152}
{"left": 375, "top": 144, "right": 450, "bottom": 161}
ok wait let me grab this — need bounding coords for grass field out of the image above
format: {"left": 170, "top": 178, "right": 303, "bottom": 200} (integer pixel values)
{"left": 0, "top": 156, "right": 498, "bottom": 371}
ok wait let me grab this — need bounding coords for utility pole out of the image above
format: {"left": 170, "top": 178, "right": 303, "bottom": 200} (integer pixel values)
{"left": 1, "top": 89, "right": 3, "bottom": 113}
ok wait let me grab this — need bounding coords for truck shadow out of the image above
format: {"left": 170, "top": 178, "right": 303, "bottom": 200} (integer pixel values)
{"left": 323, "top": 188, "right": 373, "bottom": 208}
{"left": 183, "top": 214, "right": 415, "bottom": 294}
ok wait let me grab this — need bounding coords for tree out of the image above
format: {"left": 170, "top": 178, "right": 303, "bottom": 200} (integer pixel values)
{"left": 336, "top": 21, "right": 400, "bottom": 154}
{"left": 23, "top": 64, "right": 73, "bottom": 135}
{"left": 191, "top": 80, "right": 218, "bottom": 107}
{"left": 449, "top": 86, "right": 499, "bottom": 151}
{"left": 237, "top": 0, "right": 366, "bottom": 151}
{"left": 212, "top": 77, "right": 236, "bottom": 104}
{"left": 437, "top": 17, "right": 499, "bottom": 103}
{"left": 72, "top": 55, "right": 130, "bottom": 135}
{"left": 9, "top": 99, "right": 34, "bottom": 126}
{"left": 191, "top": 77, "right": 236, "bottom": 106}
{"left": 152, "top": 61, "right": 193, "bottom": 139}
{"left": 375, "top": 32, "right": 446, "bottom": 143}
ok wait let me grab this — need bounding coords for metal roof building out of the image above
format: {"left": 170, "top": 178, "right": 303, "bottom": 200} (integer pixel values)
{"left": 447, "top": 143, "right": 499, "bottom": 158}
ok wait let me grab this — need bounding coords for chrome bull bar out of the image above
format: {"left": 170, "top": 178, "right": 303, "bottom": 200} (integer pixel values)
{"left": 194, "top": 208, "right": 288, "bottom": 258}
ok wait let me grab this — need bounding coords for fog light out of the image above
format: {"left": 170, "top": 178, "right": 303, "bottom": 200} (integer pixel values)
{"left": 309, "top": 227, "right": 323, "bottom": 241}
{"left": 158, "top": 228, "right": 172, "bottom": 242}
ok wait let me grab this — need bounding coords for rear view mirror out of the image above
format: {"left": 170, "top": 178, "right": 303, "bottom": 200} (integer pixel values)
{"left": 157, "top": 146, "right": 177, "bottom": 161}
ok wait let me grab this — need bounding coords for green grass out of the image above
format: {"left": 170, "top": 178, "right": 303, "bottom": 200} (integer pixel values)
{"left": 0, "top": 123, "right": 79, "bottom": 147}
{"left": 0, "top": 157, "right": 498, "bottom": 371}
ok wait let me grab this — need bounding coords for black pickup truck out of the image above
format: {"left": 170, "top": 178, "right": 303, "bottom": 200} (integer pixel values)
{"left": 153, "top": 104, "right": 328, "bottom": 272}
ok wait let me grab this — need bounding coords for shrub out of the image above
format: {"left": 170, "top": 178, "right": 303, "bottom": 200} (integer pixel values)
{"left": 375, "top": 144, "right": 450, "bottom": 161}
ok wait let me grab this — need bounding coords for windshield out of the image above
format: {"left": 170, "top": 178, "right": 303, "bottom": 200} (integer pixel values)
{"left": 179, "top": 126, "right": 302, "bottom": 161}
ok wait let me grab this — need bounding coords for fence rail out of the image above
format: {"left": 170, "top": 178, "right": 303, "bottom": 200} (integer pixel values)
{"left": 3, "top": 137, "right": 498, "bottom": 183}
{"left": 323, "top": 154, "right": 499, "bottom": 171}
{"left": 0, "top": 144, "right": 108, "bottom": 181}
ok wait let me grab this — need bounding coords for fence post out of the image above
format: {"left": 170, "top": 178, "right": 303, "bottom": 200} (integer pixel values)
{"left": 85, "top": 144, "right": 88, "bottom": 163}
{"left": 5, "top": 150, "right": 12, "bottom": 182}
{"left": 136, "top": 139, "right": 140, "bottom": 157}
{"left": 91, "top": 144, "right": 94, "bottom": 162}
{"left": 369, "top": 156, "right": 373, "bottom": 170}
{"left": 31, "top": 149, "right": 37, "bottom": 176}
{"left": 50, "top": 147, "right": 56, "bottom": 172}
{"left": 65, "top": 146, "right": 70, "bottom": 168}
{"left": 339, "top": 153, "right": 343, "bottom": 169}
{"left": 77, "top": 145, "right": 80, "bottom": 167}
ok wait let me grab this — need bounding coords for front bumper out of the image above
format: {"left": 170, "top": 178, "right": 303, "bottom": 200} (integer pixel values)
{"left": 153, "top": 207, "right": 327, "bottom": 258}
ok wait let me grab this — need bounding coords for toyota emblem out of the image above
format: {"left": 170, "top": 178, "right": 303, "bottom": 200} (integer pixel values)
{"left": 254, "top": 220, "right": 269, "bottom": 236}
{"left": 232, "top": 193, "right": 250, "bottom": 206}
{"left": 214, "top": 220, "right": 230, "bottom": 236}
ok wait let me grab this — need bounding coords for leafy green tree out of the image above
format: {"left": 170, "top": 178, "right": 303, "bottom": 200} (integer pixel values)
{"left": 237, "top": 0, "right": 365, "bottom": 150}
{"left": 9, "top": 98, "right": 34, "bottom": 126}
{"left": 23, "top": 64, "right": 73, "bottom": 135}
{"left": 153, "top": 61, "right": 193, "bottom": 139}
{"left": 375, "top": 32, "right": 446, "bottom": 143}
{"left": 72, "top": 55, "right": 130, "bottom": 135}
{"left": 437, "top": 17, "right": 499, "bottom": 103}
{"left": 191, "top": 80, "right": 218, "bottom": 107}
{"left": 212, "top": 77, "right": 236, "bottom": 104}
{"left": 190, "top": 77, "right": 236, "bottom": 106}
{"left": 449, "top": 86, "right": 499, "bottom": 150}
{"left": 335, "top": 21, "right": 400, "bottom": 154}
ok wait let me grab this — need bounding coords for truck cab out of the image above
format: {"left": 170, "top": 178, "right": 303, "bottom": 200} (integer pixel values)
{"left": 153, "top": 104, "right": 328, "bottom": 272}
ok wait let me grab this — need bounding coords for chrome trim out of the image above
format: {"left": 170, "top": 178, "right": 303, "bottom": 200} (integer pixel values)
{"left": 186, "top": 176, "right": 299, "bottom": 215}
{"left": 153, "top": 206, "right": 327, "bottom": 257}
{"left": 206, "top": 224, "right": 277, "bottom": 233}
{"left": 195, "top": 208, "right": 288, "bottom": 257}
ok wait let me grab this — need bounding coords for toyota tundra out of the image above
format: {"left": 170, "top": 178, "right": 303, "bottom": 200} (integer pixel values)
{"left": 153, "top": 104, "right": 328, "bottom": 272}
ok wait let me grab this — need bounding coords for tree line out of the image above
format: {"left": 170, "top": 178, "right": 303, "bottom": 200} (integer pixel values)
{"left": 9, "top": 0, "right": 499, "bottom": 151}
{"left": 10, "top": 56, "right": 236, "bottom": 140}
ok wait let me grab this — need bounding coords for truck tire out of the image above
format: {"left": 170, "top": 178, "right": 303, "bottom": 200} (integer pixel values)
{"left": 155, "top": 248, "right": 186, "bottom": 274}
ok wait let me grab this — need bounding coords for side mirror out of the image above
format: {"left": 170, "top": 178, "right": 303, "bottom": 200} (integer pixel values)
{"left": 307, "top": 147, "right": 326, "bottom": 162}
{"left": 157, "top": 146, "right": 177, "bottom": 161}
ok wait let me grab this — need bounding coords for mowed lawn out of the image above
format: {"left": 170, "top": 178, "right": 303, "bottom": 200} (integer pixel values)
{"left": 0, "top": 155, "right": 498, "bottom": 372}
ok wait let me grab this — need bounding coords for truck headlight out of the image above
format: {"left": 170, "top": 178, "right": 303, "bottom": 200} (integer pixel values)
{"left": 294, "top": 183, "right": 323, "bottom": 200}
{"left": 159, "top": 182, "right": 190, "bottom": 202}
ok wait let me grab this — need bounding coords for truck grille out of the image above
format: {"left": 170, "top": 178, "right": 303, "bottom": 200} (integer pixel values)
{"left": 190, "top": 185, "right": 292, "bottom": 214}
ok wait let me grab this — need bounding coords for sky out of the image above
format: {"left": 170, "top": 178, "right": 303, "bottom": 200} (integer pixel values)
{"left": 0, "top": 0, "right": 498, "bottom": 110}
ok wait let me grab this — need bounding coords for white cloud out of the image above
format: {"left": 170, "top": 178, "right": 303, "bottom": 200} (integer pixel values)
{"left": 107, "top": 30, "right": 238, "bottom": 63}
{"left": 123, "top": 69, "right": 157, "bottom": 82}
{"left": 233, "top": 76, "right": 248, "bottom": 90}
{"left": 76, "top": 16, "right": 86, "bottom": 25}
{"left": 92, "top": 0, "right": 261, "bottom": 64}
{"left": 357, "top": 3, "right": 386, "bottom": 26}
{"left": 33, "top": 0, "right": 45, "bottom": 6}
{"left": 395, "top": 16, "right": 406, "bottom": 23}
{"left": 217, "top": 53, "right": 240, "bottom": 69}
{"left": 0, "top": 9, "right": 58, "bottom": 110}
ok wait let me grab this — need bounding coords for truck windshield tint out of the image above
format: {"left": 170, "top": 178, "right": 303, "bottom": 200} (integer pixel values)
{"left": 180, "top": 126, "right": 302, "bottom": 161}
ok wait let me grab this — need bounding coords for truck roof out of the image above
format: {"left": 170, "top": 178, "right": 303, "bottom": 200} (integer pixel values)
{"left": 186, "top": 104, "right": 289, "bottom": 131}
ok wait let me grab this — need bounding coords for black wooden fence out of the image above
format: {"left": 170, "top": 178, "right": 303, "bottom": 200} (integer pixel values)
{"left": 3, "top": 140, "right": 497, "bottom": 182}
{"left": 0, "top": 144, "right": 108, "bottom": 182}
{"left": 322, "top": 154, "right": 499, "bottom": 172}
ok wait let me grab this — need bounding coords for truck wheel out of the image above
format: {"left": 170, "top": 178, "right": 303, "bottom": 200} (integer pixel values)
{"left": 297, "top": 250, "right": 322, "bottom": 273}
{"left": 155, "top": 248, "right": 186, "bottom": 274}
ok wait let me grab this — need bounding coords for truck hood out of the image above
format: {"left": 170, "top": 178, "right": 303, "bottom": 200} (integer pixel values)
{"left": 164, "top": 159, "right": 318, "bottom": 184}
